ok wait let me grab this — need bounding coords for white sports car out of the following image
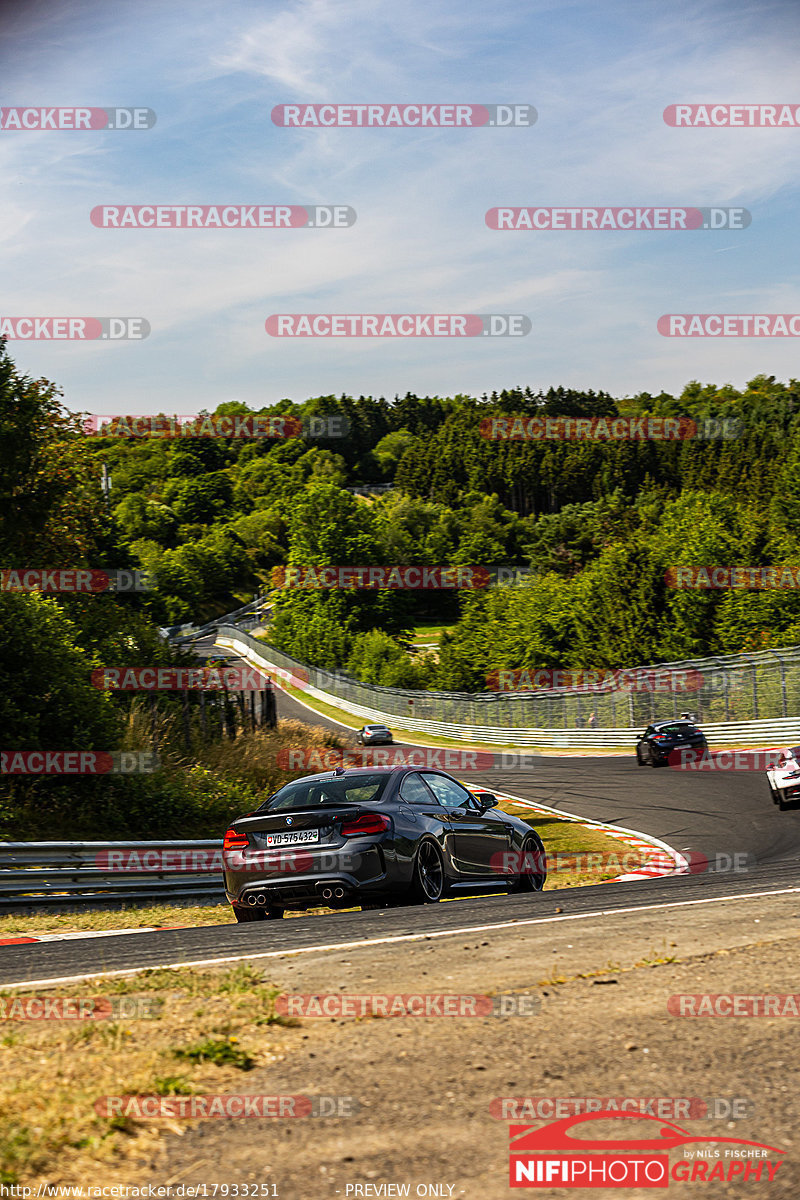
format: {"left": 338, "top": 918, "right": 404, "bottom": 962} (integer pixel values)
{"left": 766, "top": 746, "right": 800, "bottom": 810}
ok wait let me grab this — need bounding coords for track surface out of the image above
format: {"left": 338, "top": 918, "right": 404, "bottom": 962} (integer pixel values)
{"left": 2, "top": 639, "right": 798, "bottom": 986}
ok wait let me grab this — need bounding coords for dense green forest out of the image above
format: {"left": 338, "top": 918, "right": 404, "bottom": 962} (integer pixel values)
{"left": 4, "top": 337, "right": 800, "bottom": 713}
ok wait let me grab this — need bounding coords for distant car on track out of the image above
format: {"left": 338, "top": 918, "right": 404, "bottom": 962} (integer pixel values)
{"left": 636, "top": 719, "right": 707, "bottom": 767}
{"left": 766, "top": 746, "right": 800, "bottom": 810}
{"left": 222, "top": 765, "right": 546, "bottom": 921}
{"left": 356, "top": 724, "right": 394, "bottom": 745}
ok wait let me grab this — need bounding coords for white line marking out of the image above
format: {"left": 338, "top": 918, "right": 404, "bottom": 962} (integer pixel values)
{"left": 3, "top": 886, "right": 799, "bottom": 990}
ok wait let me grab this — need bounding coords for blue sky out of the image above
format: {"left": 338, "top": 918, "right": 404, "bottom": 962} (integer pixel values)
{"left": 2, "top": 0, "right": 800, "bottom": 413}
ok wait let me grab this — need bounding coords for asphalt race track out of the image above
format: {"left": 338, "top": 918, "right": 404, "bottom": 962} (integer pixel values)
{"left": 3, "top": 649, "right": 799, "bottom": 983}
{"left": 1, "top": 649, "right": 799, "bottom": 988}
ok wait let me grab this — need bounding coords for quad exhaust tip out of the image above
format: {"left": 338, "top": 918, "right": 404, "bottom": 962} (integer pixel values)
{"left": 320, "top": 886, "right": 346, "bottom": 900}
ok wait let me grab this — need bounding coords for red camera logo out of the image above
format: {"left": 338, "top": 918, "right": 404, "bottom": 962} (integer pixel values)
{"left": 508, "top": 1112, "right": 784, "bottom": 1187}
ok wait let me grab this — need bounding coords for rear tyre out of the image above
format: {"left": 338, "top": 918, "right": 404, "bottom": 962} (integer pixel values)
{"left": 233, "top": 903, "right": 284, "bottom": 922}
{"left": 409, "top": 840, "right": 445, "bottom": 903}
{"left": 636, "top": 746, "right": 646, "bottom": 767}
{"left": 510, "top": 834, "right": 546, "bottom": 893}
{"left": 777, "top": 789, "right": 789, "bottom": 811}
{"left": 233, "top": 905, "right": 265, "bottom": 923}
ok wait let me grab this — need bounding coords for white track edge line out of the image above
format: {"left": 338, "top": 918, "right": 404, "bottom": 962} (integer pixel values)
{"left": 4, "top": 886, "right": 799, "bottom": 990}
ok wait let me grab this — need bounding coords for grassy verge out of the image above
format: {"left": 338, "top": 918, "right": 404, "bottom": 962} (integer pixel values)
{"left": 0, "top": 963, "right": 298, "bottom": 1185}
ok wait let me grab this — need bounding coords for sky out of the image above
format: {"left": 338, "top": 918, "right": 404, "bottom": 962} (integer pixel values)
{"left": 2, "top": 0, "right": 800, "bottom": 415}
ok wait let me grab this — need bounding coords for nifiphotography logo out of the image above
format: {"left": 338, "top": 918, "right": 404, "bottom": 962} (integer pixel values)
{"left": 508, "top": 1112, "right": 784, "bottom": 1188}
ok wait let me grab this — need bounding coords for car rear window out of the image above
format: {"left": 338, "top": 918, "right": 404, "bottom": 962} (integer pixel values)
{"left": 261, "top": 774, "right": 390, "bottom": 811}
{"left": 658, "top": 723, "right": 699, "bottom": 736}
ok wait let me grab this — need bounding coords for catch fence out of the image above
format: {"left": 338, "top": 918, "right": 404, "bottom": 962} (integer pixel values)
{"left": 215, "top": 626, "right": 800, "bottom": 745}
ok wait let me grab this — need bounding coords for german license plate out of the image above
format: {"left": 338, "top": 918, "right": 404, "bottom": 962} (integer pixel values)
{"left": 266, "top": 830, "right": 320, "bottom": 847}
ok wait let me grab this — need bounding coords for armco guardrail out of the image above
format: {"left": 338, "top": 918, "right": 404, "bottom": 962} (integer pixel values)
{"left": 215, "top": 626, "right": 800, "bottom": 747}
{"left": 0, "top": 841, "right": 225, "bottom": 911}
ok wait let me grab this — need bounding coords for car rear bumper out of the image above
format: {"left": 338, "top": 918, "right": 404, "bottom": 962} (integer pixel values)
{"left": 224, "top": 843, "right": 393, "bottom": 909}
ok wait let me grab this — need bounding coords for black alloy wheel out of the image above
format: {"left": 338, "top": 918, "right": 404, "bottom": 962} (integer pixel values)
{"left": 511, "top": 834, "right": 546, "bottom": 892}
{"left": 410, "top": 840, "right": 445, "bottom": 902}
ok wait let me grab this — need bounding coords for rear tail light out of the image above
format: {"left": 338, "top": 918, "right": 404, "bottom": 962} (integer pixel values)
{"left": 223, "top": 828, "right": 249, "bottom": 851}
{"left": 340, "top": 813, "right": 391, "bottom": 837}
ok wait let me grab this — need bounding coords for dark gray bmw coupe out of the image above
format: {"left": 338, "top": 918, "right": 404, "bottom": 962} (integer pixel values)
{"left": 222, "top": 765, "right": 546, "bottom": 921}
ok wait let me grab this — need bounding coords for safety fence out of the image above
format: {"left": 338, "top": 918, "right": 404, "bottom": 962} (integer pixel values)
{"left": 215, "top": 627, "right": 800, "bottom": 747}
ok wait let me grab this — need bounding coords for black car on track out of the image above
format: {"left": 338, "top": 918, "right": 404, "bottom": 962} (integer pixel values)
{"left": 636, "top": 719, "right": 708, "bottom": 767}
{"left": 222, "top": 765, "right": 546, "bottom": 921}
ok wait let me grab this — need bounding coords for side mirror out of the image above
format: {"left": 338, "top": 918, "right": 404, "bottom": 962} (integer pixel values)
{"left": 474, "top": 791, "right": 498, "bottom": 809}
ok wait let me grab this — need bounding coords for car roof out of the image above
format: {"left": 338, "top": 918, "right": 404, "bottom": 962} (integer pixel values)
{"left": 277, "top": 765, "right": 419, "bottom": 785}
{"left": 652, "top": 718, "right": 696, "bottom": 728}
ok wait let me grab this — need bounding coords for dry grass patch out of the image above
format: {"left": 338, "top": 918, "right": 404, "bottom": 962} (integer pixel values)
{"left": 0, "top": 963, "right": 301, "bottom": 1186}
